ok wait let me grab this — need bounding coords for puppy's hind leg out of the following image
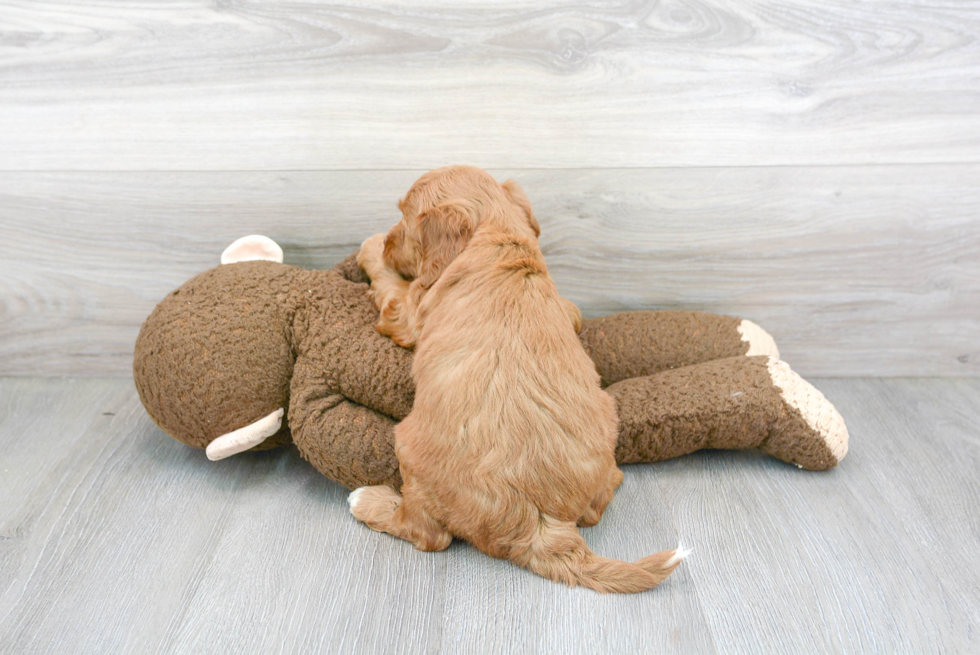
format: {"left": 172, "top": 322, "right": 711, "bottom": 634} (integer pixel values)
{"left": 578, "top": 466, "right": 624, "bottom": 528}
{"left": 348, "top": 485, "right": 452, "bottom": 552}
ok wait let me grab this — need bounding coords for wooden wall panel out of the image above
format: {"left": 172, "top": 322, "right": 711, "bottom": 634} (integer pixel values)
{"left": 1, "top": 1, "right": 978, "bottom": 170}
{"left": 2, "top": 166, "right": 976, "bottom": 377}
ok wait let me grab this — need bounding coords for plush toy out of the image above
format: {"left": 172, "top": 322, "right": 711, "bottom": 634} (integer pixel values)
{"left": 133, "top": 236, "right": 848, "bottom": 491}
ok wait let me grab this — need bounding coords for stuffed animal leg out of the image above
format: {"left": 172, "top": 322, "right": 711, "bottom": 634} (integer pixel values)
{"left": 610, "top": 355, "right": 847, "bottom": 470}
{"left": 288, "top": 352, "right": 846, "bottom": 491}
{"left": 578, "top": 310, "right": 779, "bottom": 385}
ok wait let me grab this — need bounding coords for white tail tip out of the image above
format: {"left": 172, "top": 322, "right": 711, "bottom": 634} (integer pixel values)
{"left": 665, "top": 540, "right": 693, "bottom": 567}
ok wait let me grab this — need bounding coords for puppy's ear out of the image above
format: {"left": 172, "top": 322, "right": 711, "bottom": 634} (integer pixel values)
{"left": 417, "top": 199, "right": 477, "bottom": 289}
{"left": 502, "top": 179, "right": 540, "bottom": 237}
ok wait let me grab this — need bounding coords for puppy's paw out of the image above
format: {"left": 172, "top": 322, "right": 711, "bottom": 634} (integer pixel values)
{"left": 348, "top": 485, "right": 401, "bottom": 531}
{"left": 376, "top": 297, "right": 418, "bottom": 349}
{"left": 577, "top": 510, "right": 600, "bottom": 528}
{"left": 347, "top": 487, "right": 367, "bottom": 513}
{"left": 357, "top": 233, "right": 388, "bottom": 279}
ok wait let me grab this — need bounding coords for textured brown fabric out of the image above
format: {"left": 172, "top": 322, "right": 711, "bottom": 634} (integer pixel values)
{"left": 759, "top": 394, "right": 839, "bottom": 470}
{"left": 610, "top": 355, "right": 836, "bottom": 469}
{"left": 134, "top": 253, "right": 841, "bottom": 493}
{"left": 332, "top": 252, "right": 371, "bottom": 285}
{"left": 134, "top": 260, "right": 413, "bottom": 449}
{"left": 579, "top": 311, "right": 747, "bottom": 387}
{"left": 133, "top": 263, "right": 299, "bottom": 449}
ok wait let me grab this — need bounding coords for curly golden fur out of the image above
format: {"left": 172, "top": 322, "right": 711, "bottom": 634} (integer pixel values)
{"left": 353, "top": 166, "right": 683, "bottom": 592}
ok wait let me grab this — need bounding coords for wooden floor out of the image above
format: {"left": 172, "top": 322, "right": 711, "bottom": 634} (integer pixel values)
{"left": 1, "top": 376, "right": 977, "bottom": 654}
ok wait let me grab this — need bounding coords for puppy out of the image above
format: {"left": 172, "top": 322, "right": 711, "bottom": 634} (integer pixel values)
{"left": 353, "top": 166, "right": 686, "bottom": 593}
{"left": 358, "top": 166, "right": 581, "bottom": 345}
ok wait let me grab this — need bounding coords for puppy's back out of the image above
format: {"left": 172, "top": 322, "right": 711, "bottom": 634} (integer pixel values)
{"left": 408, "top": 229, "right": 616, "bottom": 520}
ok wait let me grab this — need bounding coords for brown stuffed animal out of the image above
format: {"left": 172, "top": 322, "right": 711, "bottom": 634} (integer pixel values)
{"left": 133, "top": 236, "right": 848, "bottom": 490}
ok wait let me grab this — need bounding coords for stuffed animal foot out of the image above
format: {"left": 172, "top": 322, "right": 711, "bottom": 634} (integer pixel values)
{"left": 609, "top": 355, "right": 848, "bottom": 470}
{"left": 758, "top": 357, "right": 848, "bottom": 469}
{"left": 737, "top": 319, "right": 780, "bottom": 358}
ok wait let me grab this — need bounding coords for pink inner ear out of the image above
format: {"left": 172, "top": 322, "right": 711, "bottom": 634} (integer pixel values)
{"left": 220, "top": 235, "right": 284, "bottom": 264}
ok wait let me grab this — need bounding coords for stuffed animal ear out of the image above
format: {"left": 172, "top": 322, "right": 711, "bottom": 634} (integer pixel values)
{"left": 220, "top": 235, "right": 284, "bottom": 265}
{"left": 416, "top": 199, "right": 477, "bottom": 289}
{"left": 502, "top": 179, "right": 541, "bottom": 237}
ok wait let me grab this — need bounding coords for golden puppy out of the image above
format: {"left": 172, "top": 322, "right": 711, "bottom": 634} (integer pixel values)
{"left": 352, "top": 166, "right": 687, "bottom": 593}
{"left": 358, "top": 166, "right": 581, "bottom": 346}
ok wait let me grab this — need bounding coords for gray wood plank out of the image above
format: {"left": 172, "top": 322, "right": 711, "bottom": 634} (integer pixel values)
{"left": 1, "top": 378, "right": 978, "bottom": 653}
{"left": 0, "top": 378, "right": 125, "bottom": 606}
{"left": 0, "top": 378, "right": 446, "bottom": 654}
{"left": 820, "top": 378, "right": 980, "bottom": 647}
{"left": 2, "top": 166, "right": 977, "bottom": 377}
{"left": 160, "top": 455, "right": 447, "bottom": 655}
{"left": 438, "top": 474, "right": 717, "bottom": 654}
{"left": 1, "top": 1, "right": 979, "bottom": 170}
{"left": 651, "top": 378, "right": 980, "bottom": 654}
{"left": 0, "top": 379, "right": 257, "bottom": 653}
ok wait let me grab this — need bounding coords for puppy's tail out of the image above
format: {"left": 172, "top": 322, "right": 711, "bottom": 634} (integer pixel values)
{"left": 517, "top": 514, "right": 689, "bottom": 594}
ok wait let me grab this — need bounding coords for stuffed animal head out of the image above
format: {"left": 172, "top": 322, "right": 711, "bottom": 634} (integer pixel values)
{"left": 134, "top": 236, "right": 294, "bottom": 461}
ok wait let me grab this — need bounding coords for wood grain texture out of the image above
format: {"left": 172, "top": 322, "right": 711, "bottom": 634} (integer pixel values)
{"left": 2, "top": 166, "right": 977, "bottom": 377}
{"left": 2, "top": 377, "right": 978, "bottom": 653}
{"left": 438, "top": 473, "right": 716, "bottom": 654}
{"left": 1, "top": 1, "right": 979, "bottom": 170}
{"left": 653, "top": 377, "right": 980, "bottom": 654}
{"left": 0, "top": 379, "right": 444, "bottom": 654}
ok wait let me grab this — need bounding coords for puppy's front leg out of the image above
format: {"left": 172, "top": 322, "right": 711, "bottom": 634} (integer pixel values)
{"left": 358, "top": 233, "right": 424, "bottom": 348}
{"left": 357, "top": 233, "right": 404, "bottom": 307}
{"left": 560, "top": 297, "right": 583, "bottom": 333}
{"left": 376, "top": 279, "right": 428, "bottom": 348}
